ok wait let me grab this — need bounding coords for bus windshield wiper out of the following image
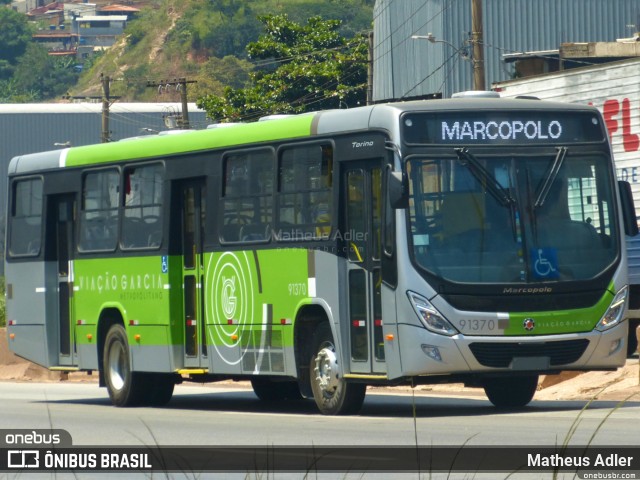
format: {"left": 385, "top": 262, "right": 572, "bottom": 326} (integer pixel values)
{"left": 454, "top": 148, "right": 514, "bottom": 206}
{"left": 534, "top": 146, "right": 568, "bottom": 208}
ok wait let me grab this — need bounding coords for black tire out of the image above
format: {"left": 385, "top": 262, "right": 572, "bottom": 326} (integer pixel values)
{"left": 483, "top": 375, "right": 539, "bottom": 408}
{"left": 146, "top": 373, "right": 175, "bottom": 407}
{"left": 251, "top": 377, "right": 303, "bottom": 402}
{"left": 309, "top": 323, "right": 366, "bottom": 415}
{"left": 103, "top": 324, "right": 148, "bottom": 407}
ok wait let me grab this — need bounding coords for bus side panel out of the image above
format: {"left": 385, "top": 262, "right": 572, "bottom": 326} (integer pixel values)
{"left": 314, "top": 250, "right": 349, "bottom": 371}
{"left": 74, "top": 257, "right": 176, "bottom": 373}
{"left": 128, "top": 327, "right": 174, "bottom": 372}
{"left": 75, "top": 324, "right": 98, "bottom": 370}
{"left": 5, "top": 261, "right": 54, "bottom": 368}
{"left": 204, "top": 248, "right": 310, "bottom": 377}
{"left": 204, "top": 250, "right": 252, "bottom": 375}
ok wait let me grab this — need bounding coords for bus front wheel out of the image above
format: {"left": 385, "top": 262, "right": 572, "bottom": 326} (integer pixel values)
{"left": 309, "top": 323, "right": 366, "bottom": 415}
{"left": 483, "top": 375, "right": 539, "bottom": 408}
{"left": 103, "top": 324, "right": 147, "bottom": 407}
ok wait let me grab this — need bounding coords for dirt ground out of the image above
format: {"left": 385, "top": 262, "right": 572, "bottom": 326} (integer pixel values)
{"left": 1, "top": 327, "right": 639, "bottom": 401}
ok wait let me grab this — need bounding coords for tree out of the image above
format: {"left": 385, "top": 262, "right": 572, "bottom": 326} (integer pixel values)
{"left": 196, "top": 14, "right": 368, "bottom": 122}
{"left": 0, "top": 8, "right": 33, "bottom": 79}
{"left": 12, "top": 44, "right": 79, "bottom": 101}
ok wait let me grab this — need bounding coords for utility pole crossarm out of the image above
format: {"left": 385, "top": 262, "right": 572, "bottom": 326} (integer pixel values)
{"left": 147, "top": 78, "right": 197, "bottom": 129}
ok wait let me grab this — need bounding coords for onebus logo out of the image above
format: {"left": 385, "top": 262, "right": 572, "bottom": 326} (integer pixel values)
{"left": 7, "top": 450, "right": 39, "bottom": 469}
{"left": 5, "top": 432, "right": 61, "bottom": 445}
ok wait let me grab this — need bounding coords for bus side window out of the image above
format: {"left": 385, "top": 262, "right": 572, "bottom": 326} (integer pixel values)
{"left": 79, "top": 169, "right": 119, "bottom": 252}
{"left": 221, "top": 149, "right": 273, "bottom": 244}
{"left": 9, "top": 178, "right": 43, "bottom": 257}
{"left": 277, "top": 144, "right": 333, "bottom": 240}
{"left": 121, "top": 164, "right": 163, "bottom": 250}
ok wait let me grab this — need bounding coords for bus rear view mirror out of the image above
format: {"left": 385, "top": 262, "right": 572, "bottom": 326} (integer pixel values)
{"left": 618, "top": 180, "right": 638, "bottom": 237}
{"left": 388, "top": 170, "right": 408, "bottom": 209}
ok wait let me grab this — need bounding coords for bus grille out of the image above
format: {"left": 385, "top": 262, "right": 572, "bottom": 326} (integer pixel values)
{"left": 468, "top": 339, "right": 590, "bottom": 368}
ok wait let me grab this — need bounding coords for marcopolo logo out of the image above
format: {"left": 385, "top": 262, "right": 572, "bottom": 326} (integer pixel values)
{"left": 523, "top": 318, "right": 536, "bottom": 332}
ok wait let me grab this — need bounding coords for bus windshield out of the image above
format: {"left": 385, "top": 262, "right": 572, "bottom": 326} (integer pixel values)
{"left": 408, "top": 150, "right": 619, "bottom": 284}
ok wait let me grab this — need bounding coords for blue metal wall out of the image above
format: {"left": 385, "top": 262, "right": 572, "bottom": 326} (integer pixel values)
{"left": 373, "top": 0, "right": 640, "bottom": 100}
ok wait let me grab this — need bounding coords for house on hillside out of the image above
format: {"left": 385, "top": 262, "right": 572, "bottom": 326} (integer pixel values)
{"left": 32, "top": 29, "right": 78, "bottom": 57}
{"left": 26, "top": 1, "right": 64, "bottom": 24}
{"left": 73, "top": 14, "right": 128, "bottom": 59}
{"left": 11, "top": 0, "right": 45, "bottom": 14}
{"left": 98, "top": 3, "right": 140, "bottom": 19}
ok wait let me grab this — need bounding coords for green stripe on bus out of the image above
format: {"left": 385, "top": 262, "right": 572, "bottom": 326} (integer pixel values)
{"left": 505, "top": 286, "right": 612, "bottom": 335}
{"left": 64, "top": 114, "right": 316, "bottom": 167}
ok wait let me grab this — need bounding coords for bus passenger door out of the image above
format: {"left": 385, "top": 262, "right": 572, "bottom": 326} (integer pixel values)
{"left": 178, "top": 180, "right": 208, "bottom": 369}
{"left": 48, "top": 194, "right": 77, "bottom": 366}
{"left": 343, "top": 163, "right": 386, "bottom": 375}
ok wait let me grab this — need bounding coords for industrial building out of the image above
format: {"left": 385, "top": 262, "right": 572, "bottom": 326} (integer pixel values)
{"left": 373, "top": 0, "right": 640, "bottom": 101}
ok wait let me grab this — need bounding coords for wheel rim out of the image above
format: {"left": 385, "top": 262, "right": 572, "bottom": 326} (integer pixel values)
{"left": 107, "top": 341, "right": 126, "bottom": 391}
{"left": 313, "top": 343, "right": 341, "bottom": 397}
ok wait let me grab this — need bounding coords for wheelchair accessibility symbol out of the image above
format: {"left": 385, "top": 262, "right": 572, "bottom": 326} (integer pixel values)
{"left": 531, "top": 248, "right": 559, "bottom": 279}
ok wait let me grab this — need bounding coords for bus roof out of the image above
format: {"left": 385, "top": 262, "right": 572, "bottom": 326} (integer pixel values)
{"left": 9, "top": 97, "right": 599, "bottom": 175}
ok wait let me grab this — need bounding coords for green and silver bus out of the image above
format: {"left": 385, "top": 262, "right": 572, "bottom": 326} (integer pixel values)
{"left": 5, "top": 95, "right": 638, "bottom": 414}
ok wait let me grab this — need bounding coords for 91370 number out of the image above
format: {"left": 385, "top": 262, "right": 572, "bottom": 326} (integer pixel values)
{"left": 458, "top": 319, "right": 497, "bottom": 332}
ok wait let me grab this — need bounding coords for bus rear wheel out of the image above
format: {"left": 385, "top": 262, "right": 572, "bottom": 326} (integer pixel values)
{"left": 309, "top": 323, "right": 366, "bottom": 415}
{"left": 483, "top": 375, "right": 539, "bottom": 408}
{"left": 103, "top": 324, "right": 148, "bottom": 407}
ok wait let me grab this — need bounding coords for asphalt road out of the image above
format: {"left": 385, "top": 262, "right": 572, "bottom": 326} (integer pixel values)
{"left": 1, "top": 381, "right": 639, "bottom": 479}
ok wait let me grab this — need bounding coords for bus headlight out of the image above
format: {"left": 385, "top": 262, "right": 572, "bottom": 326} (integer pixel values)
{"left": 595, "top": 286, "right": 628, "bottom": 332}
{"left": 407, "top": 291, "right": 458, "bottom": 336}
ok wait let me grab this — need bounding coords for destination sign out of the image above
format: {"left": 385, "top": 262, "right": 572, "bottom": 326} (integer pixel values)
{"left": 402, "top": 111, "right": 606, "bottom": 145}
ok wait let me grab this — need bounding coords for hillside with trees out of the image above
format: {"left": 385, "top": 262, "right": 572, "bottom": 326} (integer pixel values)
{"left": 69, "top": 0, "right": 373, "bottom": 115}
{"left": 1, "top": 0, "right": 373, "bottom": 119}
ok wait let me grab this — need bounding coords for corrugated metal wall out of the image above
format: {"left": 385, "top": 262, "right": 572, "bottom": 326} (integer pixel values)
{"left": 374, "top": 0, "right": 640, "bottom": 100}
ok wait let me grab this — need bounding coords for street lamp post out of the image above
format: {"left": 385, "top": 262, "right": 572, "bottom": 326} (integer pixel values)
{"left": 412, "top": 33, "right": 488, "bottom": 93}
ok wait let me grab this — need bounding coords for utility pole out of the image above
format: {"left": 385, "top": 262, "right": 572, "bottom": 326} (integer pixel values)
{"left": 471, "top": 0, "right": 486, "bottom": 91}
{"left": 367, "top": 31, "right": 374, "bottom": 105}
{"left": 147, "top": 78, "right": 197, "bottom": 129}
{"left": 101, "top": 73, "right": 111, "bottom": 143}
